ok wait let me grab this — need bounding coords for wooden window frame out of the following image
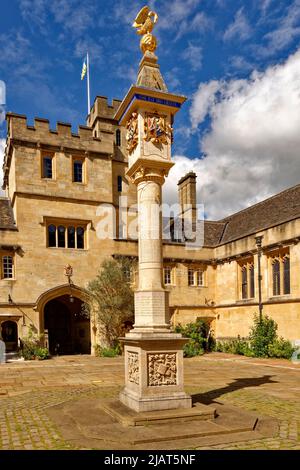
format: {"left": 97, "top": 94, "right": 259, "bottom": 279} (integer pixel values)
{"left": 1, "top": 254, "right": 14, "bottom": 280}
{"left": 188, "top": 267, "right": 205, "bottom": 287}
{"left": 195, "top": 269, "right": 204, "bottom": 287}
{"left": 164, "top": 266, "right": 172, "bottom": 286}
{"left": 188, "top": 268, "right": 194, "bottom": 286}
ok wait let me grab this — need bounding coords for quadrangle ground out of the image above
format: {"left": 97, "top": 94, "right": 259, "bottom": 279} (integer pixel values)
{"left": 0, "top": 353, "right": 299, "bottom": 450}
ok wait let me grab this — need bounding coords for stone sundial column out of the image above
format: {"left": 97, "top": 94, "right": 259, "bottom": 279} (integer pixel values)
{"left": 113, "top": 6, "right": 192, "bottom": 412}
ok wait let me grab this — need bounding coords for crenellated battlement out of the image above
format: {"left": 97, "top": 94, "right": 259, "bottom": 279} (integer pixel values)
{"left": 5, "top": 112, "right": 114, "bottom": 154}
{"left": 87, "top": 96, "right": 122, "bottom": 127}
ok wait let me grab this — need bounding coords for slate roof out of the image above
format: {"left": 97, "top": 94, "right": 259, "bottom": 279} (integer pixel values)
{"left": 212, "top": 184, "right": 300, "bottom": 246}
{"left": 203, "top": 221, "right": 226, "bottom": 246}
{"left": 0, "top": 198, "right": 17, "bottom": 230}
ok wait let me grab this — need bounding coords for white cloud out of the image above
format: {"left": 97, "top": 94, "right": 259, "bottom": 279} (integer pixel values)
{"left": 189, "top": 80, "right": 220, "bottom": 129}
{"left": 175, "top": 11, "right": 213, "bottom": 40}
{"left": 223, "top": 8, "right": 252, "bottom": 42}
{"left": 263, "top": 1, "right": 300, "bottom": 52}
{"left": 182, "top": 43, "right": 203, "bottom": 71}
{"left": 160, "top": 0, "right": 201, "bottom": 26}
{"left": 0, "top": 139, "right": 5, "bottom": 195}
{"left": 0, "top": 32, "right": 31, "bottom": 65}
{"left": 164, "top": 48, "right": 300, "bottom": 220}
{"left": 20, "top": 0, "right": 97, "bottom": 37}
{"left": 165, "top": 68, "right": 181, "bottom": 91}
{"left": 260, "top": 0, "right": 273, "bottom": 14}
{"left": 157, "top": 0, "right": 212, "bottom": 39}
{"left": 19, "top": 0, "right": 47, "bottom": 29}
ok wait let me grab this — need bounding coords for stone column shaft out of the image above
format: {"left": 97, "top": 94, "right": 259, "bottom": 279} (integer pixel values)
{"left": 130, "top": 170, "right": 170, "bottom": 333}
{"left": 137, "top": 179, "right": 163, "bottom": 291}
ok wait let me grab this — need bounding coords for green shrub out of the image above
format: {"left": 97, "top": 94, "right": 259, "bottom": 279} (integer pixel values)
{"left": 34, "top": 348, "right": 49, "bottom": 360}
{"left": 20, "top": 326, "right": 49, "bottom": 360}
{"left": 216, "top": 314, "right": 294, "bottom": 360}
{"left": 249, "top": 314, "right": 278, "bottom": 357}
{"left": 268, "top": 338, "right": 295, "bottom": 359}
{"left": 175, "top": 318, "right": 213, "bottom": 357}
{"left": 215, "top": 337, "right": 251, "bottom": 355}
{"left": 20, "top": 342, "right": 37, "bottom": 360}
{"left": 183, "top": 340, "right": 204, "bottom": 357}
{"left": 94, "top": 344, "right": 121, "bottom": 357}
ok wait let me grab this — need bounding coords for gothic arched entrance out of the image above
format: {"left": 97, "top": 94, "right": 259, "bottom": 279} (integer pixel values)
{"left": 1, "top": 320, "right": 18, "bottom": 352}
{"left": 44, "top": 295, "right": 90, "bottom": 355}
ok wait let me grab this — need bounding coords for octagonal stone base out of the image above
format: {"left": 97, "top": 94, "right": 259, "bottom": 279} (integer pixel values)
{"left": 119, "top": 335, "right": 192, "bottom": 413}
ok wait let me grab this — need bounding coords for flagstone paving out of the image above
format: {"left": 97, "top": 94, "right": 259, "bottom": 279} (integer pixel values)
{"left": 0, "top": 353, "right": 299, "bottom": 450}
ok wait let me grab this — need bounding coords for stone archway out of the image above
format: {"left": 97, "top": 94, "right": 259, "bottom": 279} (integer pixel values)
{"left": 44, "top": 295, "right": 91, "bottom": 355}
{"left": 1, "top": 320, "right": 18, "bottom": 352}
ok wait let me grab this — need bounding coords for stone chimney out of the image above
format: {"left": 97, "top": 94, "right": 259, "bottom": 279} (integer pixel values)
{"left": 177, "top": 172, "right": 197, "bottom": 238}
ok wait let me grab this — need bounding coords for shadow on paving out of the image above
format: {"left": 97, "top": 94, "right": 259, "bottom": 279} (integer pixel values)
{"left": 192, "top": 375, "right": 278, "bottom": 405}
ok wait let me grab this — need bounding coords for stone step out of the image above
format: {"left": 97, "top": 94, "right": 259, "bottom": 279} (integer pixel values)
{"left": 5, "top": 352, "right": 24, "bottom": 363}
{"left": 103, "top": 399, "right": 216, "bottom": 426}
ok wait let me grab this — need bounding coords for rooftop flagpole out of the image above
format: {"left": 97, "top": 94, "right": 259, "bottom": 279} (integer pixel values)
{"left": 87, "top": 52, "right": 91, "bottom": 114}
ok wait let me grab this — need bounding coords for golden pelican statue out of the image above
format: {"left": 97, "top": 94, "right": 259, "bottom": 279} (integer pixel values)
{"left": 132, "top": 6, "right": 159, "bottom": 54}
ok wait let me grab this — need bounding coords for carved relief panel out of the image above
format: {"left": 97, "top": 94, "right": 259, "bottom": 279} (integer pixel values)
{"left": 148, "top": 353, "right": 177, "bottom": 386}
{"left": 128, "top": 351, "right": 139, "bottom": 385}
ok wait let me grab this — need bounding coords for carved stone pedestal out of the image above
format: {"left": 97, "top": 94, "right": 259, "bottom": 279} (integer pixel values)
{"left": 119, "top": 335, "right": 192, "bottom": 412}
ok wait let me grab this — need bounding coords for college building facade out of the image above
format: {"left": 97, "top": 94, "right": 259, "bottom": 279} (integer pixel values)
{"left": 1, "top": 96, "right": 300, "bottom": 354}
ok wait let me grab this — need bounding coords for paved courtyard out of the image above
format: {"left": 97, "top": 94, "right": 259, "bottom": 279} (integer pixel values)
{"left": 0, "top": 352, "right": 299, "bottom": 450}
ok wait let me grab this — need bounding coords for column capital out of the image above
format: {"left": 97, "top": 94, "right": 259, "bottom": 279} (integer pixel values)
{"left": 126, "top": 157, "right": 174, "bottom": 186}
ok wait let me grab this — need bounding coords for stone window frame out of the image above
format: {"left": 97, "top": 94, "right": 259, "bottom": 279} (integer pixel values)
{"left": 116, "top": 129, "right": 121, "bottom": 147}
{"left": 46, "top": 219, "right": 88, "bottom": 250}
{"left": 41, "top": 151, "right": 55, "bottom": 180}
{"left": 1, "top": 252, "right": 15, "bottom": 280}
{"left": 117, "top": 175, "right": 123, "bottom": 193}
{"left": 267, "top": 248, "right": 291, "bottom": 297}
{"left": 237, "top": 257, "right": 255, "bottom": 300}
{"left": 72, "top": 156, "right": 86, "bottom": 184}
{"left": 187, "top": 266, "right": 205, "bottom": 287}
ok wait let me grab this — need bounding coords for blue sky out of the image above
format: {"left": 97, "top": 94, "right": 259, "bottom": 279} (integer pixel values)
{"left": 1, "top": 0, "right": 300, "bottom": 218}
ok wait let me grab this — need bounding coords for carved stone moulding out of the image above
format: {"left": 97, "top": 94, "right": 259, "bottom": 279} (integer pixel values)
{"left": 129, "top": 166, "right": 168, "bottom": 186}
